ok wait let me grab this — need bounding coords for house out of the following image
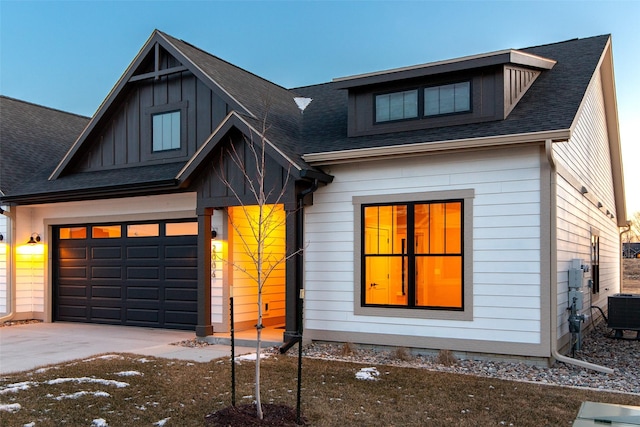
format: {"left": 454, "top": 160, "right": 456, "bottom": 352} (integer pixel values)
{"left": 623, "top": 243, "right": 640, "bottom": 258}
{"left": 0, "top": 31, "right": 626, "bottom": 365}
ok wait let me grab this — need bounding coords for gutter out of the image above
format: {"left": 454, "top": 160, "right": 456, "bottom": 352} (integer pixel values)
{"left": 545, "top": 139, "right": 614, "bottom": 374}
{"left": 1, "top": 179, "right": 181, "bottom": 206}
{"left": 0, "top": 207, "right": 16, "bottom": 323}
{"left": 303, "top": 129, "right": 571, "bottom": 165}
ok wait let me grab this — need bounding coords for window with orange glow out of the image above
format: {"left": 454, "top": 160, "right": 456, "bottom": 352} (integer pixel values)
{"left": 362, "top": 200, "right": 462, "bottom": 309}
{"left": 92, "top": 225, "right": 121, "bottom": 238}
{"left": 59, "top": 227, "right": 87, "bottom": 239}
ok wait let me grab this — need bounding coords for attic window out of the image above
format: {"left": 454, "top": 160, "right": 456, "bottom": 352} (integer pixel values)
{"left": 424, "top": 82, "right": 470, "bottom": 116}
{"left": 375, "top": 89, "right": 418, "bottom": 123}
{"left": 152, "top": 110, "right": 181, "bottom": 152}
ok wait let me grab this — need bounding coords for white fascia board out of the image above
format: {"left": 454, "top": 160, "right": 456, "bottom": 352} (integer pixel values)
{"left": 302, "top": 129, "right": 571, "bottom": 165}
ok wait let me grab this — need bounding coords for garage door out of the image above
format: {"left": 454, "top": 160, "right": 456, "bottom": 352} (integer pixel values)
{"left": 53, "top": 220, "right": 198, "bottom": 330}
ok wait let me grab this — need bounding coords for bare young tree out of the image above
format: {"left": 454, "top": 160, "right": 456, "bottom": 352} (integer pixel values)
{"left": 627, "top": 211, "right": 640, "bottom": 243}
{"left": 217, "top": 110, "right": 296, "bottom": 420}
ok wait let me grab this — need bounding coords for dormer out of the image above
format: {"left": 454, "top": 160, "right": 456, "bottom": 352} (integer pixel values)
{"left": 333, "top": 49, "right": 556, "bottom": 137}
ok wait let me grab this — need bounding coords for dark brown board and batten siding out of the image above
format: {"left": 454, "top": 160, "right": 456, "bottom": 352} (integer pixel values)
{"left": 74, "top": 69, "right": 228, "bottom": 172}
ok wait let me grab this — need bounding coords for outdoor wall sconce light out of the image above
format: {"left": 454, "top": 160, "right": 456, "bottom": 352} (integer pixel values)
{"left": 211, "top": 229, "right": 218, "bottom": 239}
{"left": 26, "top": 233, "right": 41, "bottom": 245}
{"left": 0, "top": 233, "right": 4, "bottom": 241}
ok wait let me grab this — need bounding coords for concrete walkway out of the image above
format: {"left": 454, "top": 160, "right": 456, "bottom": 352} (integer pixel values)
{"left": 0, "top": 322, "right": 258, "bottom": 374}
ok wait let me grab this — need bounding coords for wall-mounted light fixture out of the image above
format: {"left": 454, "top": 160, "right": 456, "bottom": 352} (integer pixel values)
{"left": 26, "top": 233, "right": 41, "bottom": 245}
{"left": 211, "top": 229, "right": 218, "bottom": 240}
{"left": 0, "top": 233, "right": 4, "bottom": 241}
{"left": 597, "top": 202, "right": 603, "bottom": 208}
{"left": 580, "top": 186, "right": 588, "bottom": 194}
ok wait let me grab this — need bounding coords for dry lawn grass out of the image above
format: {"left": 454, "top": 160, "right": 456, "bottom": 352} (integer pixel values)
{"left": 2, "top": 352, "right": 640, "bottom": 426}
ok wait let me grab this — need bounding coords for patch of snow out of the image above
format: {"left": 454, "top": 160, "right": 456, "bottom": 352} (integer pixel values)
{"left": 137, "top": 358, "right": 154, "bottom": 363}
{"left": 0, "top": 381, "right": 37, "bottom": 394}
{"left": 55, "top": 390, "right": 111, "bottom": 400}
{"left": 235, "top": 352, "right": 270, "bottom": 362}
{"left": 23, "top": 422, "right": 36, "bottom": 427}
{"left": 83, "top": 355, "right": 123, "bottom": 362}
{"left": 92, "top": 418, "right": 109, "bottom": 427}
{"left": 46, "top": 377, "right": 129, "bottom": 388}
{"left": 355, "top": 367, "right": 380, "bottom": 381}
{"left": 153, "top": 417, "right": 171, "bottom": 426}
{"left": 114, "top": 371, "right": 142, "bottom": 377}
{"left": 0, "top": 403, "right": 21, "bottom": 412}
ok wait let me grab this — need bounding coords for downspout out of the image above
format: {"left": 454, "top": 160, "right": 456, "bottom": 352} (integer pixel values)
{"left": 0, "top": 207, "right": 16, "bottom": 322}
{"left": 545, "top": 140, "right": 614, "bottom": 374}
{"left": 281, "top": 177, "right": 320, "bottom": 354}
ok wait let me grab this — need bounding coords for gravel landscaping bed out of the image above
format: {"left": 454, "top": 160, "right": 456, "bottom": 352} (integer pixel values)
{"left": 299, "top": 324, "right": 640, "bottom": 395}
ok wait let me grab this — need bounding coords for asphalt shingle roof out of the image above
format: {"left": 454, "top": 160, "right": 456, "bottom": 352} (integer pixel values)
{"left": 0, "top": 96, "right": 89, "bottom": 196}
{"left": 294, "top": 35, "right": 610, "bottom": 154}
{"left": 0, "top": 33, "right": 610, "bottom": 203}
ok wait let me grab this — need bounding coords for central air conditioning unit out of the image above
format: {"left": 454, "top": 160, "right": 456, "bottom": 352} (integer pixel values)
{"left": 608, "top": 294, "right": 640, "bottom": 338}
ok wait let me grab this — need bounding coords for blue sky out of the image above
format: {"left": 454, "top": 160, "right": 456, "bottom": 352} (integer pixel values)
{"left": 1, "top": 0, "right": 638, "bottom": 215}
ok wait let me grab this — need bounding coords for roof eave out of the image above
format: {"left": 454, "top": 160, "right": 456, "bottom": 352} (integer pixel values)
{"left": 1, "top": 179, "right": 180, "bottom": 206}
{"left": 333, "top": 49, "right": 555, "bottom": 89}
{"left": 302, "top": 129, "right": 572, "bottom": 166}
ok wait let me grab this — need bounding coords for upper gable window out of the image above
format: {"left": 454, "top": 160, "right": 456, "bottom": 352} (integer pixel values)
{"left": 152, "top": 110, "right": 181, "bottom": 152}
{"left": 424, "top": 82, "right": 470, "bottom": 116}
{"left": 375, "top": 89, "right": 418, "bottom": 123}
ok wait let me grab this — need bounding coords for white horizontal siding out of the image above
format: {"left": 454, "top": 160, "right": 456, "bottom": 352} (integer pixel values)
{"left": 553, "top": 71, "right": 621, "bottom": 341}
{"left": 305, "top": 147, "right": 542, "bottom": 347}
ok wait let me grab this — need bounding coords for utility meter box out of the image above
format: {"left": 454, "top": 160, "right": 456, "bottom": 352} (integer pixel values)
{"left": 568, "top": 268, "right": 583, "bottom": 289}
{"left": 568, "top": 259, "right": 589, "bottom": 290}
{"left": 569, "top": 289, "right": 584, "bottom": 310}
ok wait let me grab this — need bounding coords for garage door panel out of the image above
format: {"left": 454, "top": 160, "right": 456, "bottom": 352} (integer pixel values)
{"left": 165, "top": 267, "right": 198, "bottom": 280}
{"left": 54, "top": 220, "right": 197, "bottom": 330}
{"left": 127, "top": 266, "right": 159, "bottom": 280}
{"left": 92, "top": 266, "right": 122, "bottom": 279}
{"left": 165, "top": 287, "right": 197, "bottom": 301}
{"left": 57, "top": 304, "right": 88, "bottom": 319}
{"left": 59, "top": 247, "right": 87, "bottom": 260}
{"left": 59, "top": 266, "right": 88, "bottom": 279}
{"left": 127, "top": 246, "right": 159, "bottom": 259}
{"left": 127, "top": 286, "right": 160, "bottom": 300}
{"left": 91, "top": 285, "right": 122, "bottom": 298}
{"left": 92, "top": 247, "right": 122, "bottom": 259}
{"left": 165, "top": 245, "right": 198, "bottom": 259}
{"left": 58, "top": 285, "right": 88, "bottom": 297}
{"left": 126, "top": 309, "right": 159, "bottom": 323}
{"left": 91, "top": 306, "right": 122, "bottom": 321}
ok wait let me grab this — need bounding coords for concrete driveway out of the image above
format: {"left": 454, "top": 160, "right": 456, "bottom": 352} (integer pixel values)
{"left": 0, "top": 322, "right": 255, "bottom": 374}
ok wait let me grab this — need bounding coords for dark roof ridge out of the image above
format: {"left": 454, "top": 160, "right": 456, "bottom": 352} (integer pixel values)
{"left": 0, "top": 95, "right": 90, "bottom": 120}
{"left": 157, "top": 30, "right": 296, "bottom": 95}
{"left": 290, "top": 81, "right": 336, "bottom": 91}
{"left": 519, "top": 33, "right": 610, "bottom": 51}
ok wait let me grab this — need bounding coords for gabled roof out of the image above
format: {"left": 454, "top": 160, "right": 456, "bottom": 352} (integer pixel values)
{"left": 1, "top": 32, "right": 621, "bottom": 220}
{"left": 0, "top": 96, "right": 89, "bottom": 197}
{"left": 297, "top": 35, "right": 612, "bottom": 158}
{"left": 50, "top": 30, "right": 309, "bottom": 181}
